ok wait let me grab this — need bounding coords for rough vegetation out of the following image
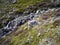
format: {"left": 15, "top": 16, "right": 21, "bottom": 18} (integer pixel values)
{"left": 0, "top": 0, "right": 60, "bottom": 28}
{"left": 0, "top": 0, "right": 60, "bottom": 45}
{"left": 0, "top": 8, "right": 60, "bottom": 45}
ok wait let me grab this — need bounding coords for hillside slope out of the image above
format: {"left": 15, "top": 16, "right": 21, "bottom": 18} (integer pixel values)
{"left": 0, "top": 0, "right": 44, "bottom": 28}
{"left": 0, "top": 8, "right": 60, "bottom": 45}
{"left": 0, "top": 0, "right": 60, "bottom": 28}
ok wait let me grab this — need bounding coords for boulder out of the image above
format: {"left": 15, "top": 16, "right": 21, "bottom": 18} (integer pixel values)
{"left": 28, "top": 19, "right": 40, "bottom": 30}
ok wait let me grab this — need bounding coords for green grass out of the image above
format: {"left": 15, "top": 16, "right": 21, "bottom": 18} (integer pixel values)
{"left": 0, "top": 0, "right": 60, "bottom": 45}
{"left": 8, "top": 0, "right": 42, "bottom": 12}
{"left": 0, "top": 0, "right": 44, "bottom": 28}
{"left": 0, "top": 9, "right": 60, "bottom": 45}
{"left": 0, "top": 0, "right": 51, "bottom": 13}
{"left": 0, "top": 0, "right": 51, "bottom": 28}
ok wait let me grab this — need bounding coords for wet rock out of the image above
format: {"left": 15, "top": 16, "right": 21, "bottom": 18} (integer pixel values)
{"left": 35, "top": 10, "right": 40, "bottom": 14}
{"left": 40, "top": 10, "right": 45, "bottom": 14}
{"left": 34, "top": 15, "right": 39, "bottom": 18}
{"left": 56, "top": 8, "right": 60, "bottom": 12}
{"left": 42, "top": 15, "right": 49, "bottom": 20}
{"left": 1, "top": 35, "right": 6, "bottom": 38}
{"left": 21, "top": 19, "right": 26, "bottom": 24}
{"left": 51, "top": 8, "right": 55, "bottom": 11}
{"left": 28, "top": 19, "right": 40, "bottom": 30}
{"left": 0, "top": 29, "right": 4, "bottom": 37}
{"left": 23, "top": 11, "right": 30, "bottom": 14}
